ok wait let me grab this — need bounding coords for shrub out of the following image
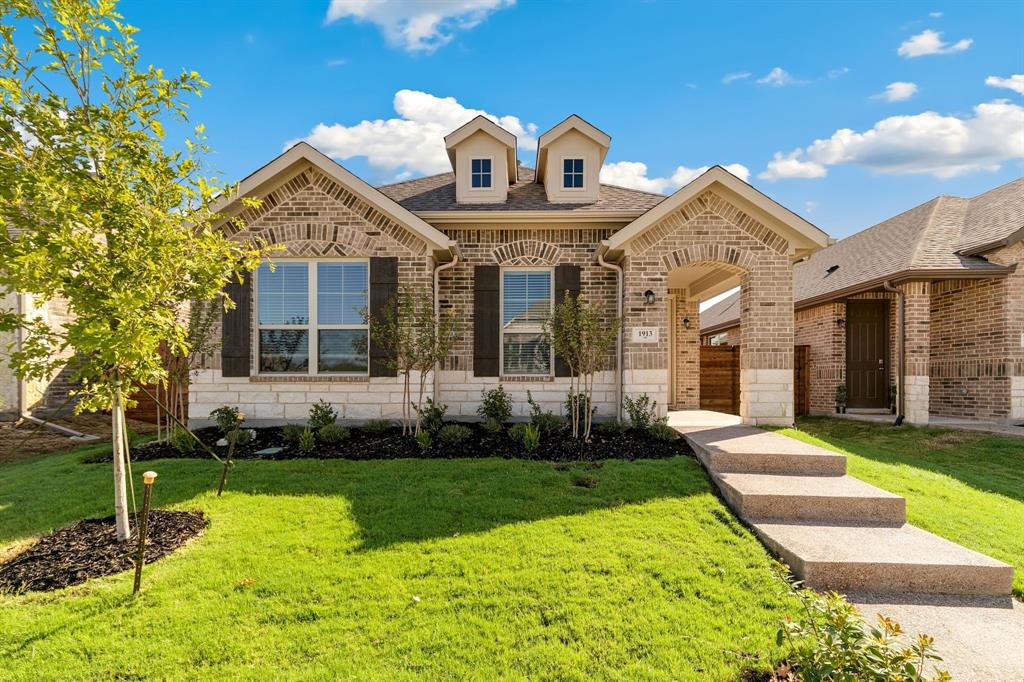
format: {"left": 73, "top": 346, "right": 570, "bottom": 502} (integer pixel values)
{"left": 623, "top": 394, "right": 658, "bottom": 431}
{"left": 649, "top": 421, "right": 678, "bottom": 442}
{"left": 415, "top": 430, "right": 432, "bottom": 452}
{"left": 308, "top": 400, "right": 338, "bottom": 430}
{"left": 563, "top": 392, "right": 593, "bottom": 423}
{"left": 318, "top": 424, "right": 350, "bottom": 444}
{"left": 234, "top": 428, "right": 255, "bottom": 446}
{"left": 363, "top": 418, "right": 392, "bottom": 435}
{"left": 508, "top": 422, "right": 528, "bottom": 444}
{"left": 297, "top": 427, "right": 316, "bottom": 453}
{"left": 595, "top": 420, "right": 627, "bottom": 437}
{"left": 437, "top": 423, "right": 472, "bottom": 447}
{"left": 282, "top": 423, "right": 305, "bottom": 443}
{"left": 478, "top": 385, "right": 512, "bottom": 430}
{"left": 778, "top": 581, "right": 948, "bottom": 681}
{"left": 416, "top": 398, "right": 447, "bottom": 435}
{"left": 209, "top": 405, "right": 243, "bottom": 435}
{"left": 169, "top": 426, "right": 195, "bottom": 454}
{"left": 521, "top": 423, "right": 541, "bottom": 452}
{"left": 527, "top": 391, "right": 565, "bottom": 435}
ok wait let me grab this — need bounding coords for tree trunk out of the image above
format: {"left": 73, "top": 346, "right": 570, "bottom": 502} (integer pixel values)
{"left": 111, "top": 388, "right": 132, "bottom": 542}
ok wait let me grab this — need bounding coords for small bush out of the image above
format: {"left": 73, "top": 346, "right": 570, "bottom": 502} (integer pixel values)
{"left": 594, "top": 420, "right": 627, "bottom": 437}
{"left": 169, "top": 426, "right": 195, "bottom": 454}
{"left": 437, "top": 423, "right": 472, "bottom": 447}
{"left": 363, "top": 418, "right": 392, "bottom": 435}
{"left": 318, "top": 424, "right": 350, "bottom": 444}
{"left": 234, "top": 428, "right": 255, "bottom": 446}
{"left": 282, "top": 424, "right": 305, "bottom": 443}
{"left": 482, "top": 417, "right": 504, "bottom": 434}
{"left": 209, "top": 405, "right": 243, "bottom": 435}
{"left": 478, "top": 385, "right": 512, "bottom": 429}
{"left": 297, "top": 427, "right": 316, "bottom": 453}
{"left": 415, "top": 430, "right": 432, "bottom": 452}
{"left": 623, "top": 394, "right": 658, "bottom": 431}
{"left": 508, "top": 422, "right": 529, "bottom": 444}
{"left": 527, "top": 391, "right": 565, "bottom": 435}
{"left": 308, "top": 400, "right": 338, "bottom": 430}
{"left": 521, "top": 423, "right": 541, "bottom": 452}
{"left": 649, "top": 421, "right": 678, "bottom": 442}
{"left": 416, "top": 398, "right": 447, "bottom": 435}
{"left": 778, "top": 579, "right": 948, "bottom": 680}
{"left": 563, "top": 391, "right": 593, "bottom": 421}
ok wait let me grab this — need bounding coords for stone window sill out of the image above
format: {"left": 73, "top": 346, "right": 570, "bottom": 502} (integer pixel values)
{"left": 249, "top": 375, "right": 370, "bottom": 383}
{"left": 499, "top": 375, "right": 555, "bottom": 383}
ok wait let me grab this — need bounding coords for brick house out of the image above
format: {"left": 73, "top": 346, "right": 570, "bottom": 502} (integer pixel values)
{"left": 701, "top": 178, "right": 1024, "bottom": 425}
{"left": 190, "top": 115, "right": 830, "bottom": 427}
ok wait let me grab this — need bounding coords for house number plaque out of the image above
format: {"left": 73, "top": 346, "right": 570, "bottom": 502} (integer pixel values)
{"left": 632, "top": 327, "right": 659, "bottom": 343}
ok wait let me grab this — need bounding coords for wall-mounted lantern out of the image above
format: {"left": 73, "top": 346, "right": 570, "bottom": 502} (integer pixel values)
{"left": 683, "top": 318, "right": 692, "bottom": 330}
{"left": 643, "top": 289, "right": 656, "bottom": 305}
{"left": 836, "top": 317, "right": 846, "bottom": 327}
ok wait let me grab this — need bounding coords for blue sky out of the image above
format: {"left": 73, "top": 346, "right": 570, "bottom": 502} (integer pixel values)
{"left": 120, "top": 0, "right": 1023, "bottom": 239}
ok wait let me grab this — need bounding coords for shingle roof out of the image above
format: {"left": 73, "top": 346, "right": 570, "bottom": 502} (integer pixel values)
{"left": 700, "top": 178, "right": 1023, "bottom": 332}
{"left": 376, "top": 166, "right": 665, "bottom": 213}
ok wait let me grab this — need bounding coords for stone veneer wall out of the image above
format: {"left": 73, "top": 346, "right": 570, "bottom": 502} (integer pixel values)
{"left": 794, "top": 302, "right": 845, "bottom": 414}
{"left": 191, "top": 166, "right": 434, "bottom": 424}
{"left": 900, "top": 281, "right": 931, "bottom": 424}
{"left": 432, "top": 222, "right": 622, "bottom": 418}
{"left": 622, "top": 189, "right": 794, "bottom": 425}
{"left": 670, "top": 291, "right": 700, "bottom": 409}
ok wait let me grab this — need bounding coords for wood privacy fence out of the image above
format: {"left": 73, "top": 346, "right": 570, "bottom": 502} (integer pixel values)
{"left": 699, "top": 345, "right": 810, "bottom": 417}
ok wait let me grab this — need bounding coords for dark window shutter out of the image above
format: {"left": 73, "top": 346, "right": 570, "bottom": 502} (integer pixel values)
{"left": 221, "top": 276, "right": 252, "bottom": 377}
{"left": 554, "top": 264, "right": 581, "bottom": 377}
{"left": 369, "top": 256, "right": 399, "bottom": 377}
{"left": 473, "top": 265, "right": 500, "bottom": 377}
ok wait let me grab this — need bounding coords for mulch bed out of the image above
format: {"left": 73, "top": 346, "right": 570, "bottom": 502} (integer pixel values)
{"left": 83, "top": 422, "right": 693, "bottom": 463}
{"left": 0, "top": 510, "right": 206, "bottom": 594}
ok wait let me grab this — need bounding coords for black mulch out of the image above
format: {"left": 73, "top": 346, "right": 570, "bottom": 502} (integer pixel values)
{"left": 0, "top": 510, "right": 207, "bottom": 594}
{"left": 84, "top": 423, "right": 693, "bottom": 463}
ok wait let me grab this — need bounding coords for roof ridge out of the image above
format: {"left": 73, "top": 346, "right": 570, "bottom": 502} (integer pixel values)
{"left": 970, "top": 175, "right": 1024, "bottom": 201}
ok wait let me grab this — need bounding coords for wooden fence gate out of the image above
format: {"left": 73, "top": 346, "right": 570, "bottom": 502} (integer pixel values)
{"left": 699, "top": 344, "right": 810, "bottom": 417}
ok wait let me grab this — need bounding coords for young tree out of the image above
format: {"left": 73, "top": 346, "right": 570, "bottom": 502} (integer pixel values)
{"left": 546, "top": 293, "right": 619, "bottom": 441}
{"left": 0, "top": 0, "right": 266, "bottom": 541}
{"left": 366, "top": 287, "right": 457, "bottom": 436}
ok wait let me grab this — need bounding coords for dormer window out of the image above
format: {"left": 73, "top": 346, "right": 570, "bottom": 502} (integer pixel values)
{"left": 563, "top": 158, "right": 584, "bottom": 189}
{"left": 471, "top": 158, "right": 492, "bottom": 189}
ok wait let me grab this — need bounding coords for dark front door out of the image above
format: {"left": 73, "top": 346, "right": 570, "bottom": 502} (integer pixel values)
{"left": 846, "top": 300, "right": 889, "bottom": 409}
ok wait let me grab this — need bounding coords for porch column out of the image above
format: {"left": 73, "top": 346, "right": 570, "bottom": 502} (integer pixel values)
{"left": 901, "top": 281, "right": 930, "bottom": 425}
{"left": 738, "top": 261, "right": 795, "bottom": 426}
{"left": 671, "top": 292, "right": 700, "bottom": 409}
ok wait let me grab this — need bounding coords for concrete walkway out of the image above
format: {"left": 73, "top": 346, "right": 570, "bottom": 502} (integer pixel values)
{"left": 669, "top": 410, "right": 1023, "bottom": 680}
{"left": 829, "top": 410, "right": 1024, "bottom": 439}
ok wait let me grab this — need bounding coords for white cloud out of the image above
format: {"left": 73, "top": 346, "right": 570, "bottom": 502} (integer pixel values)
{"left": 804, "top": 201, "right": 817, "bottom": 213}
{"left": 722, "top": 71, "right": 751, "bottom": 85}
{"left": 326, "top": 58, "right": 347, "bottom": 68}
{"left": 828, "top": 66, "right": 850, "bottom": 79}
{"left": 324, "top": 0, "right": 514, "bottom": 53}
{"left": 288, "top": 89, "right": 537, "bottom": 176}
{"left": 929, "top": 11, "right": 943, "bottom": 18}
{"left": 757, "top": 67, "right": 797, "bottom": 87}
{"left": 986, "top": 74, "right": 1024, "bottom": 95}
{"left": 873, "top": 81, "right": 919, "bottom": 102}
{"left": 898, "top": 29, "right": 972, "bottom": 58}
{"left": 600, "top": 161, "right": 751, "bottom": 194}
{"left": 759, "top": 99, "right": 1024, "bottom": 180}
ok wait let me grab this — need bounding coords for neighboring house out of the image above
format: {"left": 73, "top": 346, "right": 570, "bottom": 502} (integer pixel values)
{"left": 190, "top": 115, "right": 830, "bottom": 427}
{"left": 701, "top": 178, "right": 1024, "bottom": 425}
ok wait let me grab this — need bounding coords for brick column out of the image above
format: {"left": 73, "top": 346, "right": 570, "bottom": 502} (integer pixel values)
{"left": 671, "top": 292, "right": 700, "bottom": 409}
{"left": 738, "top": 258, "right": 795, "bottom": 426}
{"left": 901, "top": 281, "right": 930, "bottom": 425}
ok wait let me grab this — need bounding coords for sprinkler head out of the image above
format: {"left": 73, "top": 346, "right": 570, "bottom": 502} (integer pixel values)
{"left": 142, "top": 471, "right": 158, "bottom": 485}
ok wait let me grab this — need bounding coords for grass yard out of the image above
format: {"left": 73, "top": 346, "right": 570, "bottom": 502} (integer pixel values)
{"left": 777, "top": 417, "right": 1024, "bottom": 599}
{"left": 0, "top": 446, "right": 797, "bottom": 680}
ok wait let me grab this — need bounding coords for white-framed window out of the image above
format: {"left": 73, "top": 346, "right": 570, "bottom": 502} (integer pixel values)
{"left": 500, "top": 268, "right": 553, "bottom": 376}
{"left": 471, "top": 158, "right": 492, "bottom": 189}
{"left": 562, "top": 158, "right": 584, "bottom": 189}
{"left": 255, "top": 259, "right": 369, "bottom": 375}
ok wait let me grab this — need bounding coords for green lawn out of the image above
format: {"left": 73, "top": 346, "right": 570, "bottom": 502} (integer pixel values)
{"left": 777, "top": 417, "right": 1024, "bottom": 599}
{"left": 0, "top": 447, "right": 797, "bottom": 680}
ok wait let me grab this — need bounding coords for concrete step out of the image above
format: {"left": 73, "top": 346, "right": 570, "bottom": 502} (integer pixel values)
{"left": 683, "top": 425, "right": 846, "bottom": 475}
{"left": 716, "top": 473, "right": 906, "bottom": 524}
{"left": 755, "top": 521, "right": 1014, "bottom": 596}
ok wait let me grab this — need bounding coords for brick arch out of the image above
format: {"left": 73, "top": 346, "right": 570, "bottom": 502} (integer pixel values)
{"left": 491, "top": 239, "right": 562, "bottom": 266}
{"left": 660, "top": 243, "right": 757, "bottom": 273}
{"left": 260, "top": 223, "right": 378, "bottom": 257}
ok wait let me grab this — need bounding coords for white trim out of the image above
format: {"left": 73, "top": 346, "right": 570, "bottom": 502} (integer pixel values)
{"left": 499, "top": 266, "right": 555, "bottom": 378}
{"left": 254, "top": 257, "right": 370, "bottom": 378}
{"left": 211, "top": 142, "right": 454, "bottom": 255}
{"left": 469, "top": 156, "right": 495, "bottom": 191}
